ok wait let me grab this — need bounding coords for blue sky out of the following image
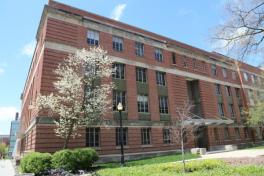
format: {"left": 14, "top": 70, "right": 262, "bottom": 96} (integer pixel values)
{"left": 0, "top": 0, "right": 262, "bottom": 135}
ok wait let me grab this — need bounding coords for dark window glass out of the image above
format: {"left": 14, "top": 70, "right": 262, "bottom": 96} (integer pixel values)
{"left": 87, "top": 30, "right": 99, "bottom": 46}
{"left": 163, "top": 129, "right": 171, "bottom": 144}
{"left": 215, "top": 84, "right": 221, "bottom": 95}
{"left": 113, "top": 36, "right": 123, "bottom": 52}
{"left": 113, "top": 90, "right": 126, "bottom": 111}
{"left": 235, "top": 88, "right": 240, "bottom": 98}
{"left": 159, "top": 96, "right": 169, "bottom": 114}
{"left": 135, "top": 42, "right": 144, "bottom": 56}
{"left": 136, "top": 67, "right": 147, "bottom": 83}
{"left": 224, "top": 127, "right": 230, "bottom": 139}
{"left": 172, "top": 53, "right": 176, "bottom": 64}
{"left": 235, "top": 127, "right": 240, "bottom": 139}
{"left": 228, "top": 104, "right": 235, "bottom": 118}
{"left": 222, "top": 68, "right": 227, "bottom": 78}
{"left": 86, "top": 128, "right": 100, "bottom": 147}
{"left": 137, "top": 95, "right": 149, "bottom": 113}
{"left": 218, "top": 103, "right": 224, "bottom": 117}
{"left": 141, "top": 128, "right": 151, "bottom": 145}
{"left": 116, "top": 127, "right": 128, "bottom": 146}
{"left": 112, "top": 63, "right": 125, "bottom": 79}
{"left": 225, "top": 86, "right": 232, "bottom": 96}
{"left": 156, "top": 71, "right": 166, "bottom": 86}
{"left": 155, "top": 48, "right": 163, "bottom": 62}
{"left": 211, "top": 64, "right": 217, "bottom": 76}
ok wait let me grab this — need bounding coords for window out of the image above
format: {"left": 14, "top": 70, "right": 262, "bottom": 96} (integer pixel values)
{"left": 232, "top": 71, "right": 237, "bottom": 80}
{"left": 183, "top": 56, "right": 188, "bottom": 68}
{"left": 243, "top": 72, "right": 249, "bottom": 81}
{"left": 159, "top": 96, "right": 169, "bottom": 114}
{"left": 156, "top": 71, "right": 166, "bottom": 86}
{"left": 116, "top": 127, "right": 128, "bottom": 146}
{"left": 228, "top": 104, "right": 235, "bottom": 118}
{"left": 225, "top": 86, "right": 232, "bottom": 96}
{"left": 211, "top": 64, "right": 217, "bottom": 76}
{"left": 244, "top": 127, "right": 249, "bottom": 138}
{"left": 136, "top": 67, "right": 147, "bottom": 83}
{"left": 215, "top": 84, "right": 221, "bottom": 95}
{"left": 235, "top": 128, "right": 240, "bottom": 139}
{"left": 235, "top": 88, "right": 240, "bottom": 98}
{"left": 239, "top": 105, "right": 244, "bottom": 118}
{"left": 193, "top": 58, "right": 197, "bottom": 69}
{"left": 113, "top": 90, "right": 126, "bottom": 111}
{"left": 214, "top": 128, "right": 219, "bottom": 141}
{"left": 137, "top": 95, "right": 149, "bottom": 113}
{"left": 112, "top": 63, "right": 125, "bottom": 79}
{"left": 172, "top": 53, "right": 176, "bottom": 64}
{"left": 248, "top": 89, "right": 254, "bottom": 105}
{"left": 141, "top": 128, "right": 151, "bottom": 145}
{"left": 112, "top": 36, "right": 123, "bottom": 52}
{"left": 224, "top": 127, "right": 230, "bottom": 140}
{"left": 86, "top": 128, "right": 100, "bottom": 147}
{"left": 222, "top": 68, "right": 227, "bottom": 78}
{"left": 87, "top": 30, "right": 99, "bottom": 46}
{"left": 163, "top": 129, "right": 171, "bottom": 144}
{"left": 135, "top": 42, "right": 144, "bottom": 56}
{"left": 155, "top": 48, "right": 163, "bottom": 62}
{"left": 218, "top": 103, "right": 224, "bottom": 117}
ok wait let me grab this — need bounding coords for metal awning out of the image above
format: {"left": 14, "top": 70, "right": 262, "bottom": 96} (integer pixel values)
{"left": 184, "top": 114, "right": 234, "bottom": 126}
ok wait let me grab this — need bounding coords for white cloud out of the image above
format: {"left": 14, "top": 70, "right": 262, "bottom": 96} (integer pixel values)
{"left": 111, "top": 4, "right": 127, "bottom": 21}
{"left": 21, "top": 40, "right": 36, "bottom": 57}
{"left": 0, "top": 106, "right": 18, "bottom": 134}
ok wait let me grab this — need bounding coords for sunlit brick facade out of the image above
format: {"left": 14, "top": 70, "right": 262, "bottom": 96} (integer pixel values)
{"left": 19, "top": 1, "right": 264, "bottom": 160}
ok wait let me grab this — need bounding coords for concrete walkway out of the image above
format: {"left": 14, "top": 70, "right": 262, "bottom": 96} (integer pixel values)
{"left": 0, "top": 159, "right": 15, "bottom": 176}
{"left": 201, "top": 149, "right": 264, "bottom": 159}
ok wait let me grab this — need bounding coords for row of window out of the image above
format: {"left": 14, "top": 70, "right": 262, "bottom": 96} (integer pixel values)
{"left": 215, "top": 84, "right": 241, "bottom": 97}
{"left": 113, "top": 90, "right": 169, "bottom": 114}
{"left": 211, "top": 64, "right": 262, "bottom": 85}
{"left": 88, "top": 30, "right": 262, "bottom": 84}
{"left": 86, "top": 127, "right": 171, "bottom": 147}
{"left": 113, "top": 63, "right": 166, "bottom": 86}
{"left": 87, "top": 30, "right": 165, "bottom": 62}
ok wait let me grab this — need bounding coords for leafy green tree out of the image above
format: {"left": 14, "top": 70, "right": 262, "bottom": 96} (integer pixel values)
{"left": 0, "top": 143, "right": 7, "bottom": 159}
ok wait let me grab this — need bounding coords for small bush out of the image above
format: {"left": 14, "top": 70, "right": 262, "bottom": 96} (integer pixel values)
{"left": 52, "top": 149, "right": 77, "bottom": 171}
{"left": 52, "top": 148, "right": 98, "bottom": 172}
{"left": 20, "top": 152, "right": 52, "bottom": 175}
{"left": 74, "top": 148, "right": 99, "bottom": 170}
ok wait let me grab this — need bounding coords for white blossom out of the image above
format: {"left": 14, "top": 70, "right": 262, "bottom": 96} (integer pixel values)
{"left": 36, "top": 47, "right": 114, "bottom": 148}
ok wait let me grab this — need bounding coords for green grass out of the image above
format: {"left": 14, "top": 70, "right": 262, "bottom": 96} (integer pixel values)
{"left": 245, "top": 145, "right": 264, "bottom": 149}
{"left": 98, "top": 153, "right": 199, "bottom": 168}
{"left": 96, "top": 159, "right": 264, "bottom": 176}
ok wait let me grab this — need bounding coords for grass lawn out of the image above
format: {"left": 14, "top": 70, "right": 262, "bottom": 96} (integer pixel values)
{"left": 98, "top": 153, "right": 199, "bottom": 168}
{"left": 95, "top": 153, "right": 264, "bottom": 176}
{"left": 245, "top": 145, "right": 264, "bottom": 149}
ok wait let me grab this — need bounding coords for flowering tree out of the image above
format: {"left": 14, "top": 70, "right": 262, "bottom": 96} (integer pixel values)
{"left": 36, "top": 47, "right": 113, "bottom": 149}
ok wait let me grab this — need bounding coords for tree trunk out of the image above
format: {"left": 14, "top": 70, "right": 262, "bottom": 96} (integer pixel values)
{"left": 63, "top": 120, "right": 74, "bottom": 149}
{"left": 181, "top": 129, "right": 186, "bottom": 172}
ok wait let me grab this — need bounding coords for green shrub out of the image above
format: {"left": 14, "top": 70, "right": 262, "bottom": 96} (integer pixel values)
{"left": 74, "top": 148, "right": 99, "bottom": 170}
{"left": 52, "top": 149, "right": 77, "bottom": 171}
{"left": 20, "top": 152, "right": 52, "bottom": 175}
{"left": 52, "top": 148, "right": 98, "bottom": 172}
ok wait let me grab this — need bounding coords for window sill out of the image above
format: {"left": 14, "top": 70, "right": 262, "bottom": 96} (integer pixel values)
{"left": 141, "top": 144, "right": 153, "bottom": 148}
{"left": 162, "top": 143, "right": 173, "bottom": 146}
{"left": 116, "top": 146, "right": 130, "bottom": 149}
{"left": 88, "top": 147, "right": 102, "bottom": 150}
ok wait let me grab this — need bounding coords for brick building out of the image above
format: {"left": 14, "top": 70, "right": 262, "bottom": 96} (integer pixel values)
{"left": 19, "top": 1, "right": 264, "bottom": 159}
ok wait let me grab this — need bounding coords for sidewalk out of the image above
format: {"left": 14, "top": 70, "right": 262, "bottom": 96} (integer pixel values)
{"left": 201, "top": 149, "right": 264, "bottom": 159}
{"left": 0, "top": 159, "right": 15, "bottom": 176}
